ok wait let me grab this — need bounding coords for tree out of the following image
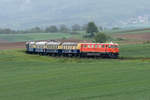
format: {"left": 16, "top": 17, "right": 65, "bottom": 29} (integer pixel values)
{"left": 99, "top": 26, "right": 103, "bottom": 32}
{"left": 29, "top": 27, "right": 42, "bottom": 33}
{"left": 72, "top": 24, "right": 81, "bottom": 31}
{"left": 86, "top": 22, "right": 99, "bottom": 37}
{"left": 94, "top": 32, "right": 109, "bottom": 43}
{"left": 59, "top": 24, "right": 70, "bottom": 33}
{"left": 45, "top": 25, "right": 58, "bottom": 33}
{"left": 0, "top": 28, "right": 16, "bottom": 34}
{"left": 81, "top": 24, "right": 88, "bottom": 31}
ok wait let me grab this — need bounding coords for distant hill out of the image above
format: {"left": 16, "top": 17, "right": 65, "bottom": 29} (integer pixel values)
{"left": 1, "top": 0, "right": 150, "bottom": 29}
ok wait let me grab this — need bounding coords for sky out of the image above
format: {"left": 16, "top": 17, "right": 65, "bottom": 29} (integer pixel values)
{"left": 0, "top": 0, "right": 150, "bottom": 29}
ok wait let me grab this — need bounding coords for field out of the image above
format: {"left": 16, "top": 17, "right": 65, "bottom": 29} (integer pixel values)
{"left": 0, "top": 33, "right": 83, "bottom": 42}
{"left": 0, "top": 28, "right": 150, "bottom": 100}
{"left": 0, "top": 43, "right": 150, "bottom": 100}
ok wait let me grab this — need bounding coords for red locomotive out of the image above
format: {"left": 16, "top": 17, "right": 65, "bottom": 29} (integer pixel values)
{"left": 79, "top": 42, "right": 119, "bottom": 58}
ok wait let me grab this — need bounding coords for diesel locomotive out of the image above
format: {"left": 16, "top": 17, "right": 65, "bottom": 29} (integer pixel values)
{"left": 26, "top": 41, "right": 119, "bottom": 58}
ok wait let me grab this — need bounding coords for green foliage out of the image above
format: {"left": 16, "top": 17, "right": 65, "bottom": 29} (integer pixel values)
{"left": 45, "top": 25, "right": 58, "bottom": 33}
{"left": 59, "top": 24, "right": 70, "bottom": 33}
{"left": 28, "top": 27, "right": 43, "bottom": 33}
{"left": 72, "top": 24, "right": 81, "bottom": 32}
{"left": 99, "top": 26, "right": 104, "bottom": 32}
{"left": 86, "top": 22, "right": 99, "bottom": 37}
{"left": 0, "top": 28, "right": 16, "bottom": 34}
{"left": 0, "top": 44, "right": 150, "bottom": 100}
{"left": 94, "top": 32, "right": 110, "bottom": 43}
{"left": 81, "top": 24, "right": 88, "bottom": 31}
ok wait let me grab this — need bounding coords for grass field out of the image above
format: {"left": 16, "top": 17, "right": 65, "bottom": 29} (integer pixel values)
{"left": 0, "top": 28, "right": 150, "bottom": 42}
{"left": 0, "top": 43, "right": 150, "bottom": 100}
{"left": 0, "top": 33, "right": 83, "bottom": 42}
{"left": 105, "top": 28, "right": 150, "bottom": 34}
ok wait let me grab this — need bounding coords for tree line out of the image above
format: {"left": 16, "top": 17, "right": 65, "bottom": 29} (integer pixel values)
{"left": 0, "top": 24, "right": 81, "bottom": 34}
{"left": 0, "top": 22, "right": 110, "bottom": 42}
{"left": 0, "top": 24, "right": 104, "bottom": 34}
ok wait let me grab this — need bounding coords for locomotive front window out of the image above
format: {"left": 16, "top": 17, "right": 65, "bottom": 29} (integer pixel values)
{"left": 84, "top": 45, "right": 87, "bottom": 48}
{"left": 102, "top": 45, "right": 105, "bottom": 48}
{"left": 91, "top": 45, "right": 94, "bottom": 48}
{"left": 99, "top": 45, "right": 101, "bottom": 48}
{"left": 95, "top": 45, "right": 97, "bottom": 48}
{"left": 111, "top": 45, "right": 118, "bottom": 48}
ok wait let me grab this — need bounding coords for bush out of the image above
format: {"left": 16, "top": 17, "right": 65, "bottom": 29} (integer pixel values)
{"left": 94, "top": 32, "right": 110, "bottom": 43}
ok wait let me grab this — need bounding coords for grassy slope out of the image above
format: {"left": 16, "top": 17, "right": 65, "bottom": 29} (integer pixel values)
{"left": 105, "top": 28, "right": 150, "bottom": 34}
{"left": 0, "top": 43, "right": 150, "bottom": 100}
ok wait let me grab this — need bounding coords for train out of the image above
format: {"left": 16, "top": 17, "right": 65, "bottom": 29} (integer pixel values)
{"left": 26, "top": 41, "right": 119, "bottom": 58}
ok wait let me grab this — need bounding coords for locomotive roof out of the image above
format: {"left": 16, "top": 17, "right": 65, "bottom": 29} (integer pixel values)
{"left": 80, "top": 43, "right": 119, "bottom": 45}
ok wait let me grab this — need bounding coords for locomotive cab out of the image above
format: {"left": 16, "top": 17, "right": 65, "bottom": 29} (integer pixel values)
{"left": 110, "top": 44, "right": 119, "bottom": 53}
{"left": 107, "top": 43, "right": 119, "bottom": 58}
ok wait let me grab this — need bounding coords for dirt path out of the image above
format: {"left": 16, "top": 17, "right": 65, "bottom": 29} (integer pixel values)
{"left": 114, "top": 33, "right": 150, "bottom": 41}
{"left": 0, "top": 42, "right": 25, "bottom": 50}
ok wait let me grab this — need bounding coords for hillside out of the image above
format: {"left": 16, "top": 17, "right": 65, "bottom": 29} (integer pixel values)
{"left": 1, "top": 0, "right": 150, "bottom": 29}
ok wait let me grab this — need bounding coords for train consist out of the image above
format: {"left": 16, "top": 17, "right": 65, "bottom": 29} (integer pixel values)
{"left": 26, "top": 41, "right": 119, "bottom": 58}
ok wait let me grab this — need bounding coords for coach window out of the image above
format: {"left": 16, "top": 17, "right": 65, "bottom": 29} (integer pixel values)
{"left": 88, "top": 45, "right": 90, "bottom": 48}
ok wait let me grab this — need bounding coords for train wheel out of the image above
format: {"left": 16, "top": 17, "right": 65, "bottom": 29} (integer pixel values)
{"left": 110, "top": 53, "right": 118, "bottom": 59}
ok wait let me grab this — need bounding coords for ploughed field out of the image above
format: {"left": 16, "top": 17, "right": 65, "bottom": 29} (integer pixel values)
{"left": 0, "top": 43, "right": 150, "bottom": 100}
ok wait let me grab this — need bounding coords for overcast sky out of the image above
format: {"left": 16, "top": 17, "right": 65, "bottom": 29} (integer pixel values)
{"left": 0, "top": 0, "right": 150, "bottom": 29}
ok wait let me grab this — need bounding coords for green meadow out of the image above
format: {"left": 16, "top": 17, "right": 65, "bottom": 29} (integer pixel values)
{"left": 0, "top": 33, "right": 83, "bottom": 42}
{"left": 0, "top": 43, "right": 150, "bottom": 100}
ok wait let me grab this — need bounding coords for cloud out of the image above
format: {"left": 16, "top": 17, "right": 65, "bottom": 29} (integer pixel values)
{"left": 19, "top": 0, "right": 32, "bottom": 11}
